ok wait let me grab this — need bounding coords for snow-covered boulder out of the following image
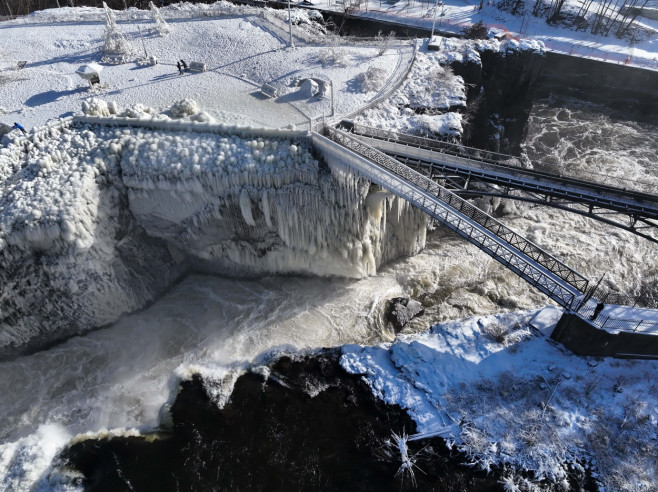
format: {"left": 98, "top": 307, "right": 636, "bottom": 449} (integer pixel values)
{"left": 299, "top": 79, "right": 319, "bottom": 99}
{"left": 169, "top": 98, "right": 199, "bottom": 118}
{"left": 81, "top": 98, "right": 118, "bottom": 117}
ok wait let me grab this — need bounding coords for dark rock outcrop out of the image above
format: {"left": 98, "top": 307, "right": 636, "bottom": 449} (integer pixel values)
{"left": 61, "top": 350, "right": 503, "bottom": 491}
{"left": 385, "top": 297, "right": 425, "bottom": 333}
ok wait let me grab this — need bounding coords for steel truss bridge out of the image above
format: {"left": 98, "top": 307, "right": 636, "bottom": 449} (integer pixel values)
{"left": 340, "top": 122, "right": 658, "bottom": 245}
{"left": 319, "top": 127, "right": 589, "bottom": 308}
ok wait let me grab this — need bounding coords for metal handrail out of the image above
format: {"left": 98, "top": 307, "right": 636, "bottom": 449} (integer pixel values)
{"left": 349, "top": 123, "right": 658, "bottom": 208}
{"left": 578, "top": 302, "right": 658, "bottom": 334}
{"left": 324, "top": 127, "right": 587, "bottom": 307}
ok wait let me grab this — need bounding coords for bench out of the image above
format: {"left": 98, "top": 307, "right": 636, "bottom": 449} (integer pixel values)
{"left": 189, "top": 61, "right": 206, "bottom": 72}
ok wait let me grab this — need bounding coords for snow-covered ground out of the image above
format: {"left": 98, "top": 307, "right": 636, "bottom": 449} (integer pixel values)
{"left": 342, "top": 307, "right": 658, "bottom": 490}
{"left": 0, "top": 2, "right": 414, "bottom": 130}
{"left": 312, "top": 0, "right": 658, "bottom": 70}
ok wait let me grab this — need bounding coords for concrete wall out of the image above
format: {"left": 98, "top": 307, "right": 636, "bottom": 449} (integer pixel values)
{"left": 551, "top": 312, "right": 658, "bottom": 359}
{"left": 540, "top": 52, "right": 658, "bottom": 102}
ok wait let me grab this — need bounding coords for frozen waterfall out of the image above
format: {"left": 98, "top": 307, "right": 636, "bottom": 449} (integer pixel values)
{"left": 0, "top": 120, "right": 427, "bottom": 355}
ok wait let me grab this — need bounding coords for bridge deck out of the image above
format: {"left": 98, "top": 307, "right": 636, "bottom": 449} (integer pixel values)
{"left": 317, "top": 128, "right": 588, "bottom": 308}
{"left": 344, "top": 123, "right": 658, "bottom": 243}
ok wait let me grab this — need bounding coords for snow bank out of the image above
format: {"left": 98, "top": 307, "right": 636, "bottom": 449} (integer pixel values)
{"left": 341, "top": 309, "right": 658, "bottom": 490}
{"left": 357, "top": 49, "right": 466, "bottom": 138}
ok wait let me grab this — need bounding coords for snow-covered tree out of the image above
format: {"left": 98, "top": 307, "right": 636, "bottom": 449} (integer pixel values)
{"left": 102, "top": 2, "right": 135, "bottom": 64}
{"left": 150, "top": 1, "right": 171, "bottom": 36}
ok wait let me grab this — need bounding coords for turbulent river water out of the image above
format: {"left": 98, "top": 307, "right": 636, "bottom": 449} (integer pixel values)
{"left": 1, "top": 92, "right": 657, "bottom": 490}
{"left": 524, "top": 92, "right": 658, "bottom": 193}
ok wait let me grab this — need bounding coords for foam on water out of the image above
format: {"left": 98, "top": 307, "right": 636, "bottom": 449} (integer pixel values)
{"left": 0, "top": 269, "right": 409, "bottom": 489}
{"left": 524, "top": 95, "right": 658, "bottom": 193}
{"left": 0, "top": 227, "right": 534, "bottom": 490}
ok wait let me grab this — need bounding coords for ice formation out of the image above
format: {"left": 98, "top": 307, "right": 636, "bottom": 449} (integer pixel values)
{"left": 0, "top": 118, "right": 426, "bottom": 355}
{"left": 149, "top": 0, "right": 171, "bottom": 36}
{"left": 102, "top": 2, "right": 135, "bottom": 64}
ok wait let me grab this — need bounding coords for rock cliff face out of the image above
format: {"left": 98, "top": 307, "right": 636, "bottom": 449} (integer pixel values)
{"left": 61, "top": 350, "right": 503, "bottom": 491}
{"left": 449, "top": 40, "right": 546, "bottom": 154}
{"left": 0, "top": 121, "right": 427, "bottom": 357}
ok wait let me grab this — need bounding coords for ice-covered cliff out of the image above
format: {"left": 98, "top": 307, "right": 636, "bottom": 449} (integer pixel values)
{"left": 0, "top": 119, "right": 427, "bottom": 356}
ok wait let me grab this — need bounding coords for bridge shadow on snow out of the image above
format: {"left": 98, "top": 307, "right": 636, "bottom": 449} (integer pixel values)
{"left": 25, "top": 87, "right": 87, "bottom": 107}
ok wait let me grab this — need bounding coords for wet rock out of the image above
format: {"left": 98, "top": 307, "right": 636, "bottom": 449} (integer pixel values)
{"left": 60, "top": 350, "right": 503, "bottom": 491}
{"left": 385, "top": 297, "right": 425, "bottom": 333}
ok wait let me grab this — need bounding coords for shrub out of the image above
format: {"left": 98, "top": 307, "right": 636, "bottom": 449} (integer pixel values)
{"left": 170, "top": 98, "right": 200, "bottom": 118}
{"left": 356, "top": 66, "right": 388, "bottom": 92}
{"left": 463, "top": 20, "right": 488, "bottom": 40}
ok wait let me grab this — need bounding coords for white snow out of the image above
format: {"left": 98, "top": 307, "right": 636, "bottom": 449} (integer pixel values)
{"left": 356, "top": 47, "right": 467, "bottom": 136}
{"left": 310, "top": 0, "right": 658, "bottom": 70}
{"left": 0, "top": 3, "right": 415, "bottom": 131}
{"left": 341, "top": 307, "right": 658, "bottom": 489}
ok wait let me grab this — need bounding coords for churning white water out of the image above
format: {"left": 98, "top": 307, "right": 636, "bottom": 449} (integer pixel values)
{"left": 0, "top": 241, "right": 455, "bottom": 490}
{"left": 1, "top": 95, "right": 657, "bottom": 490}
{"left": 524, "top": 94, "right": 658, "bottom": 193}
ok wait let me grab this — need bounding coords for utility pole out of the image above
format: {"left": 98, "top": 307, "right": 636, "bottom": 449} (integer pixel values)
{"left": 287, "top": 0, "right": 294, "bottom": 48}
{"left": 430, "top": 0, "right": 438, "bottom": 40}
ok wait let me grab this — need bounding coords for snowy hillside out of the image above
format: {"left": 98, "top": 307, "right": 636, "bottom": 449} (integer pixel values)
{"left": 342, "top": 307, "right": 658, "bottom": 491}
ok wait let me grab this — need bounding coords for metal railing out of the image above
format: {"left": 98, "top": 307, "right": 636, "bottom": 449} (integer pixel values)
{"left": 348, "top": 123, "right": 658, "bottom": 213}
{"left": 577, "top": 302, "right": 658, "bottom": 334}
{"left": 324, "top": 127, "right": 587, "bottom": 307}
{"left": 602, "top": 292, "right": 658, "bottom": 309}
{"left": 345, "top": 122, "right": 524, "bottom": 166}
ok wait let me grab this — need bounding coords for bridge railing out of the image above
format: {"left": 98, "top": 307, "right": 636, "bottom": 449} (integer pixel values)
{"left": 322, "top": 128, "right": 587, "bottom": 305}
{"left": 348, "top": 123, "right": 658, "bottom": 203}
{"left": 578, "top": 302, "right": 658, "bottom": 334}
{"left": 343, "top": 121, "right": 526, "bottom": 167}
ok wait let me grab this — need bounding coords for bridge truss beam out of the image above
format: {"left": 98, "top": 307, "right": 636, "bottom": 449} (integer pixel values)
{"left": 319, "top": 128, "right": 588, "bottom": 308}
{"left": 344, "top": 123, "right": 658, "bottom": 245}
{"left": 400, "top": 157, "right": 658, "bottom": 244}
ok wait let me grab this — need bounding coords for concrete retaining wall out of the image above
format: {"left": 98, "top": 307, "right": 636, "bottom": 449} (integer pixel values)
{"left": 540, "top": 52, "right": 658, "bottom": 102}
{"left": 551, "top": 312, "right": 658, "bottom": 359}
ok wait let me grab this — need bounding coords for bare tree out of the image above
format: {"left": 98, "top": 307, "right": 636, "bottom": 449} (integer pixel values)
{"left": 615, "top": 0, "right": 648, "bottom": 37}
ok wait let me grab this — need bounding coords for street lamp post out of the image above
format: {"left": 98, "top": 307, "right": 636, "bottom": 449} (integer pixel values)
{"left": 430, "top": 0, "right": 438, "bottom": 40}
{"left": 287, "top": 0, "right": 294, "bottom": 48}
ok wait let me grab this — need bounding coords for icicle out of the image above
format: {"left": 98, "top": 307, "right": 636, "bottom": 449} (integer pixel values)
{"left": 261, "top": 189, "right": 273, "bottom": 228}
{"left": 239, "top": 189, "right": 256, "bottom": 226}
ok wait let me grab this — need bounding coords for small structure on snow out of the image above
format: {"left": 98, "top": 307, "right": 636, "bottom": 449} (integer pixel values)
{"left": 189, "top": 61, "right": 206, "bottom": 72}
{"left": 75, "top": 63, "right": 104, "bottom": 87}
{"left": 261, "top": 82, "right": 278, "bottom": 98}
{"left": 428, "top": 37, "right": 443, "bottom": 51}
